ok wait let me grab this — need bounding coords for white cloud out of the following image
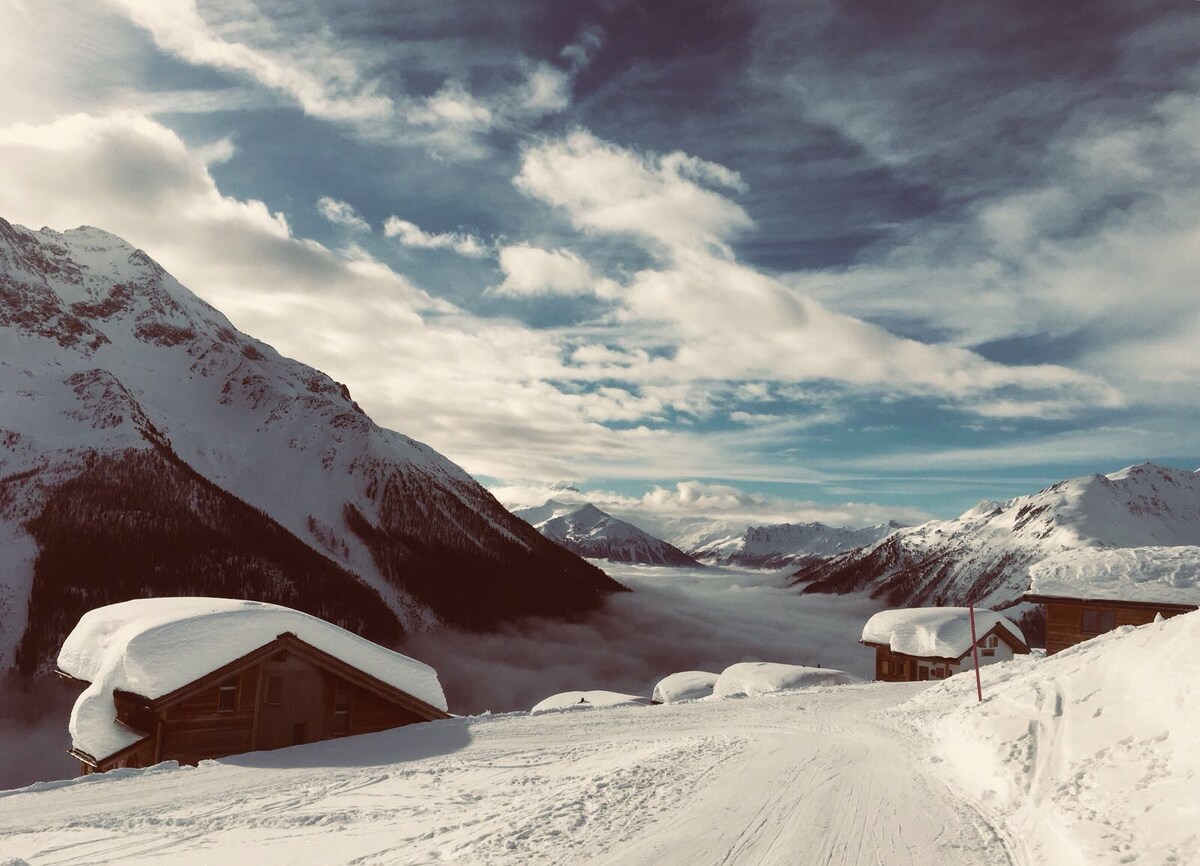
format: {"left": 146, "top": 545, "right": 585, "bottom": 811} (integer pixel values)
{"left": 492, "top": 478, "right": 932, "bottom": 537}
{"left": 107, "top": 0, "right": 395, "bottom": 125}
{"left": 516, "top": 129, "right": 753, "bottom": 257}
{"left": 316, "top": 196, "right": 371, "bottom": 233}
{"left": 383, "top": 215, "right": 488, "bottom": 258}
{"left": 491, "top": 244, "right": 619, "bottom": 298}
{"left": 516, "top": 131, "right": 1121, "bottom": 418}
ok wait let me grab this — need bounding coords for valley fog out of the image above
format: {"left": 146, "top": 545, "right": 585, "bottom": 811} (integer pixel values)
{"left": 400, "top": 563, "right": 888, "bottom": 715}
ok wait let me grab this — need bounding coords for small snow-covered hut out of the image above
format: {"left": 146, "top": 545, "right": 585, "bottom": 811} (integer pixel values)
{"left": 56, "top": 598, "right": 450, "bottom": 774}
{"left": 860, "top": 607, "right": 1029, "bottom": 682}
{"left": 1024, "top": 546, "right": 1200, "bottom": 655}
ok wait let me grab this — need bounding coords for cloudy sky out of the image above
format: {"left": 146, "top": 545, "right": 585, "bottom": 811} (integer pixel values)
{"left": 2, "top": 0, "right": 1198, "bottom": 527}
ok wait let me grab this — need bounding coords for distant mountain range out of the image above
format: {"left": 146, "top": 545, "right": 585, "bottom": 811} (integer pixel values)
{"left": 0, "top": 218, "right": 623, "bottom": 671}
{"left": 793, "top": 463, "right": 1200, "bottom": 610}
{"left": 515, "top": 501, "right": 702, "bottom": 567}
{"left": 691, "top": 521, "right": 903, "bottom": 569}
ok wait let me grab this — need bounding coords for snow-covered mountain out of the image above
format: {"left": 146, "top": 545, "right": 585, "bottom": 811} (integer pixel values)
{"left": 515, "top": 501, "right": 702, "bottom": 567}
{"left": 691, "top": 521, "right": 902, "bottom": 569}
{"left": 0, "top": 218, "right": 623, "bottom": 671}
{"left": 793, "top": 463, "right": 1200, "bottom": 609}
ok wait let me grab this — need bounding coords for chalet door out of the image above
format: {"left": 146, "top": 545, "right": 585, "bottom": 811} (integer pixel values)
{"left": 918, "top": 665, "right": 930, "bottom": 681}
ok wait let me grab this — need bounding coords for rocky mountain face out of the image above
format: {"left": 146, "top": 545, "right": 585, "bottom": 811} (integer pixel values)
{"left": 0, "top": 218, "right": 623, "bottom": 671}
{"left": 792, "top": 463, "right": 1200, "bottom": 612}
{"left": 691, "top": 521, "right": 902, "bottom": 569}
{"left": 515, "top": 501, "right": 702, "bottom": 567}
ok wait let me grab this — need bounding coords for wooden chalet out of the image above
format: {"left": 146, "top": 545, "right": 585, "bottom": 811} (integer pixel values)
{"left": 861, "top": 607, "right": 1030, "bottom": 682}
{"left": 56, "top": 599, "right": 451, "bottom": 775}
{"left": 1024, "top": 547, "right": 1200, "bottom": 655}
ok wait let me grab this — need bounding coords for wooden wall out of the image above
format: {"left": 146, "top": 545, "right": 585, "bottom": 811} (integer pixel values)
{"left": 1044, "top": 601, "right": 1193, "bottom": 655}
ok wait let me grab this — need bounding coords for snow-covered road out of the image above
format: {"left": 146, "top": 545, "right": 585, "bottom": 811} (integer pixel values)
{"left": 0, "top": 681, "right": 1015, "bottom": 865}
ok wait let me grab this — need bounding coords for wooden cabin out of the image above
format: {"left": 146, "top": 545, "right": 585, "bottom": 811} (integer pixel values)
{"left": 56, "top": 599, "right": 450, "bottom": 775}
{"left": 1023, "top": 547, "right": 1200, "bottom": 655}
{"left": 861, "top": 607, "right": 1030, "bottom": 682}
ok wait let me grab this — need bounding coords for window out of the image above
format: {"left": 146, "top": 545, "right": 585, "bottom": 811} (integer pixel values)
{"left": 1081, "top": 608, "right": 1116, "bottom": 635}
{"left": 333, "top": 683, "right": 351, "bottom": 735}
{"left": 266, "top": 675, "right": 284, "bottom": 706}
{"left": 217, "top": 677, "right": 239, "bottom": 712}
{"left": 292, "top": 722, "right": 306, "bottom": 745}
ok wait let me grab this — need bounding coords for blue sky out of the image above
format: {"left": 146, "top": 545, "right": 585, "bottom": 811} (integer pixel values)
{"left": 1, "top": 0, "right": 1198, "bottom": 528}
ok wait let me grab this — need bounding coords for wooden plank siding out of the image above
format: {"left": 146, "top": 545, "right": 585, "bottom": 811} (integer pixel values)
{"left": 77, "top": 633, "right": 450, "bottom": 774}
{"left": 1027, "top": 596, "right": 1198, "bottom": 655}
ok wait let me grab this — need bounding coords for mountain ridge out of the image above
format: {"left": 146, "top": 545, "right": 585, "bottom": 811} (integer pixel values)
{"left": 0, "top": 217, "right": 624, "bottom": 669}
{"left": 792, "top": 462, "right": 1200, "bottom": 611}
{"left": 515, "top": 500, "right": 702, "bottom": 567}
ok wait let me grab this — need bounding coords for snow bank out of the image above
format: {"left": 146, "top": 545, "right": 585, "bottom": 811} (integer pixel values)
{"left": 652, "top": 671, "right": 719, "bottom": 703}
{"left": 861, "top": 607, "right": 1024, "bottom": 658}
{"left": 712, "top": 663, "right": 860, "bottom": 698}
{"left": 1029, "top": 545, "right": 1200, "bottom": 605}
{"left": 58, "top": 598, "right": 447, "bottom": 761}
{"left": 529, "top": 690, "right": 653, "bottom": 714}
{"left": 898, "top": 610, "right": 1200, "bottom": 865}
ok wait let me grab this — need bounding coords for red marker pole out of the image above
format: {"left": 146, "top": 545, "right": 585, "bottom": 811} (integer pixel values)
{"left": 968, "top": 604, "right": 982, "bottom": 703}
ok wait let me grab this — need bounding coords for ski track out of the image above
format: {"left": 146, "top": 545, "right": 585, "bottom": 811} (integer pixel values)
{"left": 0, "top": 684, "right": 1017, "bottom": 866}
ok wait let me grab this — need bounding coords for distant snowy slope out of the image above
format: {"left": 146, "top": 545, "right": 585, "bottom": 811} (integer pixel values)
{"left": 693, "top": 521, "right": 901, "bottom": 569}
{"left": 794, "top": 463, "right": 1200, "bottom": 610}
{"left": 518, "top": 501, "right": 702, "bottom": 567}
{"left": 0, "top": 217, "right": 622, "bottom": 670}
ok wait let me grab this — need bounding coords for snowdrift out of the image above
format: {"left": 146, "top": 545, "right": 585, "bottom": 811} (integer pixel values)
{"left": 652, "top": 671, "right": 719, "bottom": 703}
{"left": 529, "top": 690, "right": 653, "bottom": 714}
{"left": 899, "top": 610, "right": 1200, "bottom": 865}
{"left": 713, "top": 662, "right": 861, "bottom": 698}
{"left": 862, "top": 607, "right": 1025, "bottom": 658}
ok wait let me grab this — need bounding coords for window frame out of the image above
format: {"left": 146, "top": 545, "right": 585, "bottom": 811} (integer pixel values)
{"left": 1081, "top": 607, "right": 1116, "bottom": 635}
{"left": 266, "top": 675, "right": 284, "bottom": 707}
{"left": 217, "top": 677, "right": 239, "bottom": 713}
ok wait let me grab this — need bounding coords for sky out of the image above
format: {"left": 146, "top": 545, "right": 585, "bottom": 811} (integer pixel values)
{"left": 1, "top": 0, "right": 1198, "bottom": 528}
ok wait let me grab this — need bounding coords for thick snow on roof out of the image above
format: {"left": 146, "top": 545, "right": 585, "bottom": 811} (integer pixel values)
{"left": 58, "top": 598, "right": 447, "bottom": 761}
{"left": 712, "top": 663, "right": 860, "bottom": 698}
{"left": 861, "top": 607, "right": 1025, "bottom": 659}
{"left": 652, "top": 671, "right": 719, "bottom": 704}
{"left": 529, "top": 690, "right": 653, "bottom": 714}
{"left": 1028, "top": 546, "right": 1200, "bottom": 605}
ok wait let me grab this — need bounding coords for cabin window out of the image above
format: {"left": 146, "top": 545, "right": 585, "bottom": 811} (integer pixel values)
{"left": 217, "top": 677, "right": 239, "bottom": 712}
{"left": 1081, "top": 608, "right": 1116, "bottom": 635}
{"left": 266, "top": 675, "right": 284, "bottom": 706}
{"left": 333, "top": 683, "right": 351, "bottom": 735}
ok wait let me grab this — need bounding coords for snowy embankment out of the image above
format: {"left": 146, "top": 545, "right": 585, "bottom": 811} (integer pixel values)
{"left": 897, "top": 610, "right": 1200, "bottom": 866}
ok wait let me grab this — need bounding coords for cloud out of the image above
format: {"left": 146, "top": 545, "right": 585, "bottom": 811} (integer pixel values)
{"left": 383, "top": 215, "right": 488, "bottom": 258}
{"left": 107, "top": 0, "right": 395, "bottom": 124}
{"left": 515, "top": 131, "right": 1122, "bottom": 418}
{"left": 316, "top": 196, "right": 371, "bottom": 233}
{"left": 516, "top": 129, "right": 752, "bottom": 257}
{"left": 490, "top": 244, "right": 619, "bottom": 298}
{"left": 492, "top": 477, "right": 932, "bottom": 539}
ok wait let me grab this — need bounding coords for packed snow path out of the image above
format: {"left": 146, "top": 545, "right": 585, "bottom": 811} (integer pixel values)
{"left": 0, "top": 683, "right": 1015, "bottom": 865}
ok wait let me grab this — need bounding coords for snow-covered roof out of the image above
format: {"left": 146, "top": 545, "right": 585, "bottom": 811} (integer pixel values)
{"left": 712, "top": 663, "right": 860, "bottom": 698}
{"left": 58, "top": 597, "right": 447, "bottom": 762}
{"left": 861, "top": 607, "right": 1026, "bottom": 659}
{"left": 1028, "top": 546, "right": 1200, "bottom": 606}
{"left": 529, "top": 690, "right": 652, "bottom": 714}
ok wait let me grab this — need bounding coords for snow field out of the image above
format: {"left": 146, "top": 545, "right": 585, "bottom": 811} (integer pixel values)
{"left": 897, "top": 609, "right": 1200, "bottom": 865}
{"left": 0, "top": 683, "right": 1014, "bottom": 865}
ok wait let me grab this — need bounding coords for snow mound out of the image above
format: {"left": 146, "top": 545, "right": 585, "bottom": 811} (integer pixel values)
{"left": 58, "top": 597, "right": 447, "bottom": 761}
{"left": 1029, "top": 545, "right": 1200, "bottom": 605}
{"left": 652, "top": 671, "right": 719, "bottom": 703}
{"left": 712, "top": 662, "right": 860, "bottom": 698}
{"left": 529, "top": 690, "right": 653, "bottom": 714}
{"left": 898, "top": 609, "right": 1200, "bottom": 865}
{"left": 861, "top": 607, "right": 1025, "bottom": 658}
